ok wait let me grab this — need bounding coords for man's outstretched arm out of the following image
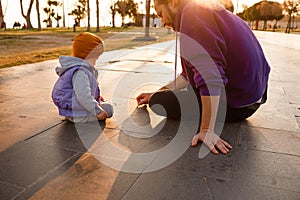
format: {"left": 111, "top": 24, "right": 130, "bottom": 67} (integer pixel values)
{"left": 191, "top": 95, "right": 232, "bottom": 154}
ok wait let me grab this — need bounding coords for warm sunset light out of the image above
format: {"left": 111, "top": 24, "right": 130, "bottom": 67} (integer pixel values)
{"left": 0, "top": 0, "right": 299, "bottom": 199}
{"left": 1, "top": 0, "right": 285, "bottom": 29}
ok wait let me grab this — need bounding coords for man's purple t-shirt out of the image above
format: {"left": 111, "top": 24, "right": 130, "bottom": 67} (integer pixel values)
{"left": 174, "top": 1, "right": 270, "bottom": 108}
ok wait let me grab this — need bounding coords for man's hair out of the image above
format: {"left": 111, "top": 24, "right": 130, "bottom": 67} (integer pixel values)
{"left": 155, "top": 0, "right": 169, "bottom": 5}
{"left": 218, "top": 0, "right": 234, "bottom": 12}
{"left": 155, "top": 0, "right": 234, "bottom": 12}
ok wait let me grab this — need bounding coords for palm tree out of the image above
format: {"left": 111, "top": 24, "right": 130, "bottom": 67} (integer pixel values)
{"left": 69, "top": 0, "right": 87, "bottom": 27}
{"left": 20, "top": 0, "right": 34, "bottom": 29}
{"left": 96, "top": 0, "right": 100, "bottom": 32}
{"left": 43, "top": 0, "right": 62, "bottom": 28}
{"left": 36, "top": 0, "right": 42, "bottom": 31}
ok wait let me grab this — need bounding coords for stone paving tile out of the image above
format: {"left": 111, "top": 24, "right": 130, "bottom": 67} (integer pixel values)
{"left": 14, "top": 153, "right": 83, "bottom": 200}
{"left": 29, "top": 153, "right": 141, "bottom": 200}
{"left": 107, "top": 97, "right": 167, "bottom": 132}
{"left": 120, "top": 168, "right": 212, "bottom": 200}
{"left": 96, "top": 43, "right": 176, "bottom": 67}
{"left": 0, "top": 181, "right": 24, "bottom": 200}
{"left": 245, "top": 81, "right": 299, "bottom": 132}
{"left": 0, "top": 97, "right": 58, "bottom": 118}
{"left": 206, "top": 174, "right": 300, "bottom": 200}
{"left": 254, "top": 31, "right": 300, "bottom": 51}
{"left": 109, "top": 104, "right": 169, "bottom": 136}
{"left": 167, "top": 147, "right": 235, "bottom": 181}
{"left": 106, "top": 118, "right": 184, "bottom": 153}
{"left": 0, "top": 112, "right": 61, "bottom": 152}
{"left": 108, "top": 128, "right": 171, "bottom": 153}
{"left": 238, "top": 125, "right": 300, "bottom": 155}
{"left": 166, "top": 124, "right": 241, "bottom": 180}
{"left": 98, "top": 69, "right": 174, "bottom": 100}
{"left": 26, "top": 121, "right": 117, "bottom": 153}
{"left": 0, "top": 127, "right": 30, "bottom": 152}
{"left": 0, "top": 72, "right": 57, "bottom": 99}
{"left": 97, "top": 61, "right": 175, "bottom": 74}
{"left": 0, "top": 140, "right": 77, "bottom": 188}
{"left": 232, "top": 149, "right": 300, "bottom": 186}
{"left": 0, "top": 60, "right": 59, "bottom": 80}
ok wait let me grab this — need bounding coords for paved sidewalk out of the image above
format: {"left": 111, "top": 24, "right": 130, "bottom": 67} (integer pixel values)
{"left": 0, "top": 31, "right": 300, "bottom": 200}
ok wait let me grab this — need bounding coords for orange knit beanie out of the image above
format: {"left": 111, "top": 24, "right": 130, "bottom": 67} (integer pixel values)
{"left": 72, "top": 32, "right": 104, "bottom": 59}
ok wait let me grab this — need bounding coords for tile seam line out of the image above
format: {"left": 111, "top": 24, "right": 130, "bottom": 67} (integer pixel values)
{"left": 251, "top": 182, "right": 300, "bottom": 194}
{"left": 23, "top": 121, "right": 64, "bottom": 142}
{"left": 247, "top": 148, "right": 300, "bottom": 158}
{"left": 239, "top": 124, "right": 300, "bottom": 134}
{"left": 120, "top": 173, "right": 144, "bottom": 200}
{"left": 120, "top": 147, "right": 168, "bottom": 199}
{"left": 0, "top": 121, "right": 64, "bottom": 153}
{"left": 0, "top": 180, "right": 25, "bottom": 191}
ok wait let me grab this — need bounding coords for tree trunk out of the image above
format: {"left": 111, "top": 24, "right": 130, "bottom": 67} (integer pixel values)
{"left": 96, "top": 0, "right": 100, "bottom": 32}
{"left": 62, "top": 0, "right": 65, "bottom": 27}
{"left": 292, "top": 15, "right": 295, "bottom": 31}
{"left": 255, "top": 20, "right": 259, "bottom": 30}
{"left": 272, "top": 20, "right": 278, "bottom": 32}
{"left": 36, "top": 0, "right": 41, "bottom": 31}
{"left": 263, "top": 20, "right": 267, "bottom": 31}
{"left": 285, "top": 14, "right": 292, "bottom": 33}
{"left": 0, "top": 0, "right": 4, "bottom": 26}
{"left": 87, "top": 0, "right": 90, "bottom": 31}
{"left": 20, "top": 0, "right": 34, "bottom": 29}
{"left": 112, "top": 9, "right": 115, "bottom": 28}
{"left": 145, "top": 0, "right": 150, "bottom": 37}
{"left": 121, "top": 16, "right": 125, "bottom": 27}
{"left": 56, "top": 18, "right": 59, "bottom": 27}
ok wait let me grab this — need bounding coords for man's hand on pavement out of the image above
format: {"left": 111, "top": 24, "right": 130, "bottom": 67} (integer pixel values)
{"left": 191, "top": 129, "right": 232, "bottom": 154}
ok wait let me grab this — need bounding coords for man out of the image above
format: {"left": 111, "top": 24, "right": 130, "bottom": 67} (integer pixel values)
{"left": 136, "top": 0, "right": 270, "bottom": 155}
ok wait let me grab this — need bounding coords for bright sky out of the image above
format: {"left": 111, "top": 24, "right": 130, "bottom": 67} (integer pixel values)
{"left": 2, "top": 0, "right": 118, "bottom": 28}
{"left": 2, "top": 0, "right": 284, "bottom": 29}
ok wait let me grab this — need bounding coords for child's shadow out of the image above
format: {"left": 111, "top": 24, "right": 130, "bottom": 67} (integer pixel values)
{"left": 117, "top": 105, "right": 181, "bottom": 153}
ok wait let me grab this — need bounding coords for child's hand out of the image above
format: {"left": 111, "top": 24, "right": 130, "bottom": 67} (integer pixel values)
{"left": 136, "top": 93, "right": 153, "bottom": 106}
{"left": 97, "top": 110, "right": 108, "bottom": 121}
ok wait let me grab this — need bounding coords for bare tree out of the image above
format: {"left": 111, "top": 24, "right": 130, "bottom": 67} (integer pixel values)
{"left": 43, "top": 0, "right": 62, "bottom": 28}
{"left": 96, "top": 0, "right": 100, "bottom": 32}
{"left": 69, "top": 0, "right": 87, "bottom": 27}
{"left": 20, "top": 0, "right": 34, "bottom": 29}
{"left": 36, "top": 0, "right": 42, "bottom": 31}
